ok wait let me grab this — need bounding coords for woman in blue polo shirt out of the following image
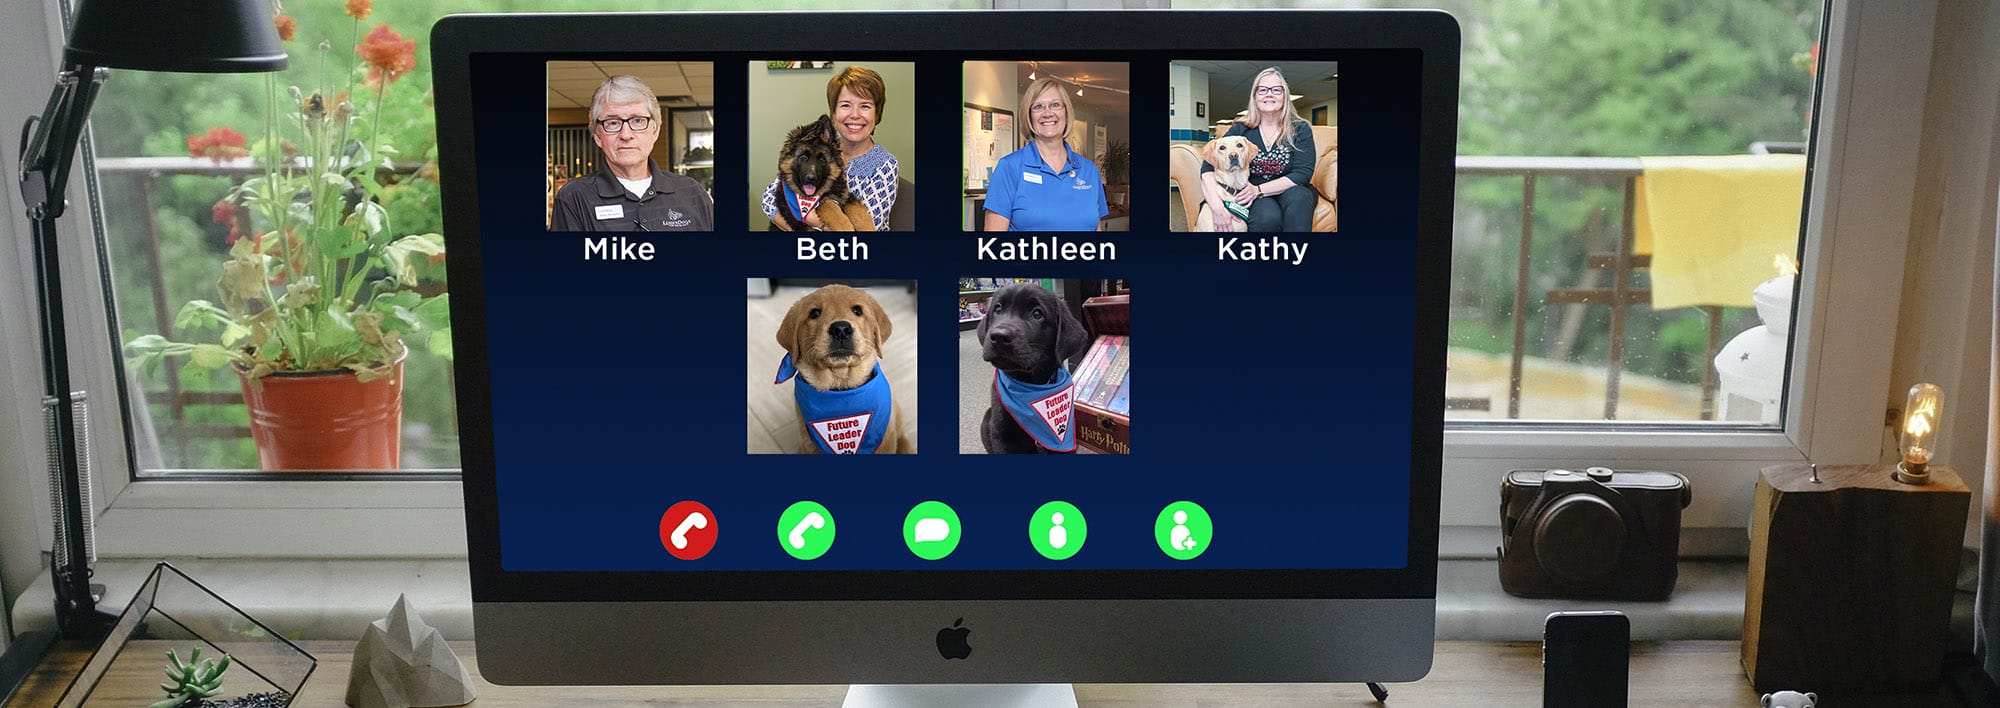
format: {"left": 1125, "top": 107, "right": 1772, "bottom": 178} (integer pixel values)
{"left": 983, "top": 77, "right": 1108, "bottom": 232}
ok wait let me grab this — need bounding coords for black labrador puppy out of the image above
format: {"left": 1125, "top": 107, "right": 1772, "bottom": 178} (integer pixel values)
{"left": 978, "top": 283, "right": 1090, "bottom": 454}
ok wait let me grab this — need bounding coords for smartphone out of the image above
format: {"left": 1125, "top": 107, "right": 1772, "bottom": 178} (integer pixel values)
{"left": 1543, "top": 610, "right": 1630, "bottom": 708}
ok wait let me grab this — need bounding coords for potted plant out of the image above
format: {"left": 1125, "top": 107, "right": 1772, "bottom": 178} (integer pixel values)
{"left": 1101, "top": 137, "right": 1131, "bottom": 212}
{"left": 126, "top": 15, "right": 448, "bottom": 471}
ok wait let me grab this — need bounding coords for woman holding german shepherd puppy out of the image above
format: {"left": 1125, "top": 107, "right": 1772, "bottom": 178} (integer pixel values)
{"left": 763, "top": 66, "right": 900, "bottom": 231}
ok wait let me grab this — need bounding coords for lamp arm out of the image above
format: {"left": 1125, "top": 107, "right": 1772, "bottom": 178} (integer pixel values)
{"left": 16, "top": 63, "right": 116, "bottom": 641}
{"left": 19, "top": 66, "right": 106, "bottom": 219}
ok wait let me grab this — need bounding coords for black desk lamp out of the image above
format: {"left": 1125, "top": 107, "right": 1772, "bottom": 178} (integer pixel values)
{"left": 4, "top": 0, "right": 284, "bottom": 696}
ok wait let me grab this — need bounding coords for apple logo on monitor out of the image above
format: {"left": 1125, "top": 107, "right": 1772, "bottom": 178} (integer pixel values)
{"left": 936, "top": 618, "right": 972, "bottom": 660}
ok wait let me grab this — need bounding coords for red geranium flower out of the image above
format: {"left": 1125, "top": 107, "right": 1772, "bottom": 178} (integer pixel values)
{"left": 345, "top": 0, "right": 372, "bottom": 20}
{"left": 358, "top": 24, "right": 417, "bottom": 87}
{"left": 274, "top": 14, "right": 297, "bottom": 42}
{"left": 212, "top": 198, "right": 244, "bottom": 243}
{"left": 186, "top": 126, "right": 250, "bottom": 163}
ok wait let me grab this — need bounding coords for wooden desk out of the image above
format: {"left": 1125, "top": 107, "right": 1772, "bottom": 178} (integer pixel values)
{"left": 5, "top": 639, "right": 1810, "bottom": 707}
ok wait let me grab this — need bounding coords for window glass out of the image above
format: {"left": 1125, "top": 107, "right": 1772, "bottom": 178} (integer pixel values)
{"left": 1445, "top": 0, "right": 1820, "bottom": 424}
{"left": 1176, "top": 0, "right": 1822, "bottom": 424}
{"left": 87, "top": 0, "right": 978, "bottom": 476}
{"left": 85, "top": 0, "right": 1820, "bottom": 478}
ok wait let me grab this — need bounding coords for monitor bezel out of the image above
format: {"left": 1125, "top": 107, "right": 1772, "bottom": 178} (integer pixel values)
{"left": 434, "top": 9, "right": 1455, "bottom": 606}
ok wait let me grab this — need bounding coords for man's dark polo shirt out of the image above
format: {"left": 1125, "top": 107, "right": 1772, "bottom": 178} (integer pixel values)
{"left": 550, "top": 161, "right": 714, "bottom": 231}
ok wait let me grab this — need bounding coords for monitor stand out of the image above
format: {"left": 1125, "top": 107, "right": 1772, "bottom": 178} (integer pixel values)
{"left": 842, "top": 683, "right": 1078, "bottom": 708}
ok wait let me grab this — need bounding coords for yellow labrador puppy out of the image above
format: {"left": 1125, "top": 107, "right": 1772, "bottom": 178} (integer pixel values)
{"left": 773, "top": 285, "right": 912, "bottom": 454}
{"left": 1194, "top": 135, "right": 1258, "bottom": 233}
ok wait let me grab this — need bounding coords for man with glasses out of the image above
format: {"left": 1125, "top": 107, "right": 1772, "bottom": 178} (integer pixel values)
{"left": 552, "top": 75, "right": 715, "bottom": 231}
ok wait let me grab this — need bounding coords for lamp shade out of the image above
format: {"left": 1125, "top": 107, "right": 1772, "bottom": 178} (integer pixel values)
{"left": 64, "top": 0, "right": 288, "bottom": 73}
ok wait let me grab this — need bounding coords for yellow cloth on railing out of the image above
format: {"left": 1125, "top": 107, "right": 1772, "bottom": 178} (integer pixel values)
{"left": 1634, "top": 154, "right": 1807, "bottom": 310}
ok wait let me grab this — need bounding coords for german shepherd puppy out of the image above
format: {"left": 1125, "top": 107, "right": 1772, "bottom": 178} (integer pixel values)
{"left": 773, "top": 114, "right": 875, "bottom": 231}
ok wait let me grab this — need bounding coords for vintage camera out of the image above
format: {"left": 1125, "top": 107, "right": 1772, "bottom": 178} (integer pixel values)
{"left": 1499, "top": 467, "right": 1691, "bottom": 600}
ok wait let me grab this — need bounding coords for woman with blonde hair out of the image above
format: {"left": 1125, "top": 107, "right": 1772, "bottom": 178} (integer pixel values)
{"left": 982, "top": 75, "right": 1108, "bottom": 232}
{"left": 765, "top": 65, "right": 901, "bottom": 231}
{"left": 1201, "top": 66, "right": 1316, "bottom": 232}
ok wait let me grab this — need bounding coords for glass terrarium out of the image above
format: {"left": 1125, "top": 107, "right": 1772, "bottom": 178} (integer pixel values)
{"left": 57, "top": 562, "right": 315, "bottom": 708}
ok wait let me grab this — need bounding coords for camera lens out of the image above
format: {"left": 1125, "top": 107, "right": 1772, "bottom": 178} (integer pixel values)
{"left": 1533, "top": 494, "right": 1625, "bottom": 586}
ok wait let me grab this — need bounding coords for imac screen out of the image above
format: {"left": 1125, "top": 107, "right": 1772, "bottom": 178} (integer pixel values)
{"left": 437, "top": 9, "right": 1454, "bottom": 684}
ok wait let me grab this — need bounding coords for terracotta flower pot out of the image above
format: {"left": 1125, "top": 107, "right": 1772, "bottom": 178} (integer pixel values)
{"left": 237, "top": 350, "right": 405, "bottom": 471}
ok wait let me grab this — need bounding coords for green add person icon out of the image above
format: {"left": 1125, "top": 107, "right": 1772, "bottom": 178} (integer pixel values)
{"left": 777, "top": 501, "right": 836, "bottom": 560}
{"left": 1029, "top": 501, "right": 1087, "bottom": 560}
{"left": 903, "top": 501, "right": 962, "bottom": 560}
{"left": 1155, "top": 501, "right": 1212, "bottom": 561}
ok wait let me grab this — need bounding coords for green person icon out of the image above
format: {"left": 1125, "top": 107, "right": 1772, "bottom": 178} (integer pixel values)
{"left": 777, "top": 501, "right": 835, "bottom": 560}
{"left": 1029, "top": 501, "right": 1086, "bottom": 560}
{"left": 1155, "top": 501, "right": 1212, "bottom": 561}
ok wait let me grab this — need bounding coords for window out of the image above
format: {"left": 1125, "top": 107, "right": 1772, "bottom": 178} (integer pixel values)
{"left": 27, "top": 0, "right": 1932, "bottom": 559}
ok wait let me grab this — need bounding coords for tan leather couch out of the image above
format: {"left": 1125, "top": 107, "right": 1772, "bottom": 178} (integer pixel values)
{"left": 1170, "top": 125, "right": 1337, "bottom": 232}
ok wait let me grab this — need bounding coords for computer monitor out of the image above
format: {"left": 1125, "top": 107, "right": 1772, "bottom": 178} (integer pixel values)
{"left": 433, "top": 9, "right": 1456, "bottom": 686}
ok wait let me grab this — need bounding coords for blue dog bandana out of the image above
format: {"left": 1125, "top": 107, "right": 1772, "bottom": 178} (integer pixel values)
{"left": 993, "top": 368, "right": 1076, "bottom": 452}
{"left": 781, "top": 183, "right": 822, "bottom": 224}
{"left": 776, "top": 353, "right": 892, "bottom": 454}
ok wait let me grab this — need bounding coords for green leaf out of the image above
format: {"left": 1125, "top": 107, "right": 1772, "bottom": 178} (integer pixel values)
{"left": 411, "top": 293, "right": 452, "bottom": 331}
{"left": 352, "top": 200, "right": 387, "bottom": 237}
{"left": 189, "top": 344, "right": 233, "bottom": 370}
{"left": 221, "top": 321, "right": 252, "bottom": 348}
{"left": 310, "top": 309, "right": 361, "bottom": 365}
{"left": 124, "top": 334, "right": 194, "bottom": 377}
{"left": 382, "top": 233, "right": 446, "bottom": 286}
{"left": 426, "top": 326, "right": 453, "bottom": 361}
{"left": 173, "top": 301, "right": 235, "bottom": 332}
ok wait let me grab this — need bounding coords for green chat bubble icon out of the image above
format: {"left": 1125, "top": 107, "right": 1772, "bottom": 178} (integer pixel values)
{"left": 903, "top": 501, "right": 961, "bottom": 561}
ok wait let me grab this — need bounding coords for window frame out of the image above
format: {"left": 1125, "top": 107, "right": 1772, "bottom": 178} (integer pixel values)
{"left": 30, "top": 0, "right": 1930, "bottom": 560}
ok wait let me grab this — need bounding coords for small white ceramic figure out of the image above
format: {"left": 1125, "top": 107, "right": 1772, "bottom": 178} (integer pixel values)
{"left": 1760, "top": 690, "right": 1817, "bottom": 708}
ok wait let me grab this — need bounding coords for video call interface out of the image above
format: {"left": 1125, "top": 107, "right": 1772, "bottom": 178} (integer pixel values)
{"left": 472, "top": 50, "right": 1427, "bottom": 575}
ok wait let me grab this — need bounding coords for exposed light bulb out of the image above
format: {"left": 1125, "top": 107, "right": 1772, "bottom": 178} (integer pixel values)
{"left": 1895, "top": 382, "right": 1944, "bottom": 484}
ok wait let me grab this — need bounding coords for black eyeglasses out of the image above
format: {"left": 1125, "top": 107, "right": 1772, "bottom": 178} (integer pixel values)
{"left": 596, "top": 116, "right": 654, "bottom": 133}
{"left": 1253, "top": 86, "right": 1287, "bottom": 96}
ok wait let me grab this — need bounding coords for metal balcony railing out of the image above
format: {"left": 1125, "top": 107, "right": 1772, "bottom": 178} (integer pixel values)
{"left": 103, "top": 155, "right": 1724, "bottom": 429}
{"left": 1455, "top": 156, "right": 1725, "bottom": 421}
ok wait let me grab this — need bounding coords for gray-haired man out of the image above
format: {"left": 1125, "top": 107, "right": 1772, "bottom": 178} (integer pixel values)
{"left": 551, "top": 75, "right": 713, "bottom": 231}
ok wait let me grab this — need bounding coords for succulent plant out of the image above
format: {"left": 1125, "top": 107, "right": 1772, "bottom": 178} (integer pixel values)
{"left": 153, "top": 647, "right": 231, "bottom": 708}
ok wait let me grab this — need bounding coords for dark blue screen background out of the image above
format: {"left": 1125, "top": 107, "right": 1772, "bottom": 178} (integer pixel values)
{"left": 469, "top": 51, "right": 1422, "bottom": 572}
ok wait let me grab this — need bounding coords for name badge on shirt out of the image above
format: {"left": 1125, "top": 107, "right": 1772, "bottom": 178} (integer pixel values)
{"left": 1022, "top": 172, "right": 1043, "bottom": 184}
{"left": 594, "top": 204, "right": 625, "bottom": 220}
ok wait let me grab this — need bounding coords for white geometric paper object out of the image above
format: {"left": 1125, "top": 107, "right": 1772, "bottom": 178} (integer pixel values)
{"left": 345, "top": 594, "right": 476, "bottom": 708}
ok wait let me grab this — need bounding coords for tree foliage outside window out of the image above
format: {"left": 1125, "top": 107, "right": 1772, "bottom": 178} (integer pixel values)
{"left": 1448, "top": 0, "right": 1819, "bottom": 419}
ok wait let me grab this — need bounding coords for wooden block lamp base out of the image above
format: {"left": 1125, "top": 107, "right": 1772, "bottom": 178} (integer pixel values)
{"left": 1742, "top": 463, "right": 1969, "bottom": 694}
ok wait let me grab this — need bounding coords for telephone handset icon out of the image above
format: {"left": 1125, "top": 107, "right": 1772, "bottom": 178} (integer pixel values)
{"left": 671, "top": 512, "right": 709, "bottom": 550}
{"left": 787, "top": 512, "right": 827, "bottom": 550}
{"left": 659, "top": 501, "right": 718, "bottom": 560}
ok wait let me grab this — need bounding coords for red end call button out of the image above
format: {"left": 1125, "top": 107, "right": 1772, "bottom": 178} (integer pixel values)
{"left": 660, "top": 501, "right": 717, "bottom": 560}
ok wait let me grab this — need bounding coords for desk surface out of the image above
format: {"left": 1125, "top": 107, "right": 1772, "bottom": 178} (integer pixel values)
{"left": 5, "top": 639, "right": 1832, "bottom": 707}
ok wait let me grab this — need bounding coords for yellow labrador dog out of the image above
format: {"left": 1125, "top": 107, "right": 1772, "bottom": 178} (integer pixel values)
{"left": 774, "top": 285, "right": 912, "bottom": 454}
{"left": 1194, "top": 135, "right": 1258, "bottom": 232}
